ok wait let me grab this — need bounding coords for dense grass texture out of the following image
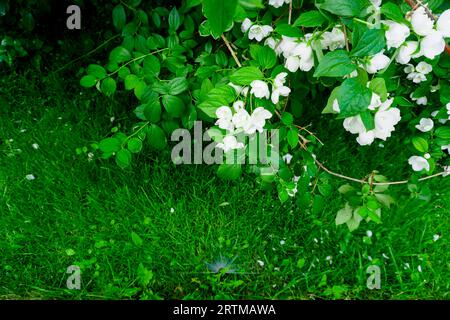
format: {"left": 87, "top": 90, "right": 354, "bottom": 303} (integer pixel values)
{"left": 0, "top": 72, "right": 449, "bottom": 300}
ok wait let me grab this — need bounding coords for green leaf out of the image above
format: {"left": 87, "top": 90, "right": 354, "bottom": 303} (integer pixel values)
{"left": 322, "top": 86, "right": 341, "bottom": 114}
{"left": 275, "top": 23, "right": 303, "bottom": 37}
{"left": 87, "top": 64, "right": 107, "bottom": 79}
{"left": 250, "top": 45, "right": 277, "bottom": 69}
{"left": 124, "top": 74, "right": 140, "bottom": 90}
{"left": 319, "top": 0, "right": 371, "bottom": 17}
{"left": 375, "top": 194, "right": 394, "bottom": 208}
{"left": 128, "top": 138, "right": 143, "bottom": 153}
{"left": 337, "top": 78, "right": 371, "bottom": 117}
{"left": 99, "top": 137, "right": 121, "bottom": 153}
{"left": 131, "top": 231, "right": 143, "bottom": 246}
{"left": 162, "top": 95, "right": 185, "bottom": 117}
{"left": 229, "top": 66, "right": 264, "bottom": 85}
{"left": 281, "top": 112, "right": 294, "bottom": 126}
{"left": 112, "top": 4, "right": 126, "bottom": 30}
{"left": 101, "top": 78, "right": 117, "bottom": 96}
{"left": 293, "top": 10, "right": 326, "bottom": 27}
{"left": 287, "top": 128, "right": 299, "bottom": 148}
{"left": 351, "top": 29, "right": 386, "bottom": 57}
{"left": 168, "top": 77, "right": 189, "bottom": 95}
{"left": 197, "top": 85, "right": 236, "bottom": 118}
{"left": 109, "top": 46, "right": 132, "bottom": 64}
{"left": 412, "top": 136, "right": 429, "bottom": 153}
{"left": 217, "top": 164, "right": 242, "bottom": 180}
{"left": 314, "top": 50, "right": 356, "bottom": 78}
{"left": 360, "top": 110, "right": 375, "bottom": 131}
{"left": 80, "top": 75, "right": 97, "bottom": 88}
{"left": 435, "top": 127, "right": 450, "bottom": 139}
{"left": 369, "top": 78, "right": 388, "bottom": 101}
{"left": 116, "top": 149, "right": 132, "bottom": 168}
{"left": 335, "top": 204, "right": 352, "bottom": 225}
{"left": 146, "top": 124, "right": 167, "bottom": 150}
{"left": 202, "top": 0, "right": 238, "bottom": 38}
{"left": 143, "top": 101, "right": 162, "bottom": 123}
{"left": 381, "top": 2, "right": 407, "bottom": 23}
{"left": 143, "top": 55, "right": 160, "bottom": 77}
{"left": 168, "top": 7, "right": 181, "bottom": 31}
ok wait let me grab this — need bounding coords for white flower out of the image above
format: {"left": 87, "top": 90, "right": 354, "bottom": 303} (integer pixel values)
{"left": 407, "top": 72, "right": 427, "bottom": 83}
{"left": 447, "top": 103, "right": 450, "bottom": 115}
{"left": 170, "top": 208, "right": 175, "bottom": 213}
{"left": 343, "top": 115, "right": 365, "bottom": 134}
{"left": 443, "top": 166, "right": 450, "bottom": 177}
{"left": 384, "top": 21, "right": 410, "bottom": 49}
{"left": 269, "top": 0, "right": 290, "bottom": 8}
{"left": 271, "top": 86, "right": 291, "bottom": 104}
{"left": 421, "top": 30, "right": 446, "bottom": 59}
{"left": 365, "top": 51, "right": 390, "bottom": 74}
{"left": 396, "top": 41, "right": 421, "bottom": 64}
{"left": 368, "top": 93, "right": 382, "bottom": 111}
{"left": 250, "top": 80, "right": 270, "bottom": 99}
{"left": 418, "top": 265, "right": 422, "bottom": 272}
{"left": 321, "top": 27, "right": 346, "bottom": 51}
{"left": 433, "top": 234, "right": 440, "bottom": 242}
{"left": 216, "top": 135, "right": 244, "bottom": 152}
{"left": 416, "top": 61, "right": 432, "bottom": 74}
{"left": 410, "top": 7, "right": 434, "bottom": 36}
{"left": 415, "top": 118, "right": 434, "bottom": 132}
{"left": 437, "top": 10, "right": 450, "bottom": 38}
{"left": 274, "top": 72, "right": 288, "bottom": 87}
{"left": 248, "top": 24, "right": 273, "bottom": 42}
{"left": 416, "top": 96, "right": 428, "bottom": 105}
{"left": 370, "top": 0, "right": 382, "bottom": 8}
{"left": 374, "top": 106, "right": 401, "bottom": 140}
{"left": 32, "top": 143, "right": 39, "bottom": 150}
{"left": 232, "top": 108, "right": 250, "bottom": 129}
{"left": 357, "top": 130, "right": 376, "bottom": 146}
{"left": 279, "top": 36, "right": 298, "bottom": 58}
{"left": 408, "top": 156, "right": 430, "bottom": 172}
{"left": 441, "top": 144, "right": 450, "bottom": 155}
{"left": 215, "top": 106, "right": 234, "bottom": 131}
{"left": 241, "top": 18, "right": 253, "bottom": 33}
{"left": 271, "top": 72, "right": 291, "bottom": 104}
{"left": 284, "top": 42, "right": 314, "bottom": 72}
{"left": 26, "top": 174, "right": 36, "bottom": 181}
{"left": 367, "top": 230, "right": 373, "bottom": 237}
{"left": 243, "top": 107, "right": 272, "bottom": 134}
{"left": 257, "top": 260, "right": 265, "bottom": 267}
{"left": 232, "top": 100, "right": 245, "bottom": 112}
{"left": 283, "top": 153, "right": 293, "bottom": 164}
{"left": 280, "top": 239, "right": 286, "bottom": 245}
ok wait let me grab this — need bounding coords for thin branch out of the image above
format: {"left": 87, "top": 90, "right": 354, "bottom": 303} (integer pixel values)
{"left": 52, "top": 35, "right": 120, "bottom": 74}
{"left": 341, "top": 21, "right": 350, "bottom": 52}
{"left": 221, "top": 34, "right": 242, "bottom": 68}
{"left": 288, "top": 0, "right": 293, "bottom": 25}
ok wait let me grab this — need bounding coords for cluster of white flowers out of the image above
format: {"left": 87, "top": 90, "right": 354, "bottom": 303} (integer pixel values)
{"left": 214, "top": 97, "right": 273, "bottom": 152}
{"left": 320, "top": 27, "right": 346, "bottom": 51}
{"left": 409, "top": 7, "right": 450, "bottom": 59}
{"left": 335, "top": 94, "right": 401, "bottom": 146}
{"left": 404, "top": 61, "right": 433, "bottom": 83}
{"left": 248, "top": 72, "right": 291, "bottom": 104}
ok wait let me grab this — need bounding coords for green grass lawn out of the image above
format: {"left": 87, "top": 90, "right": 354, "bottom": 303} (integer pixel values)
{"left": 0, "top": 72, "right": 449, "bottom": 300}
